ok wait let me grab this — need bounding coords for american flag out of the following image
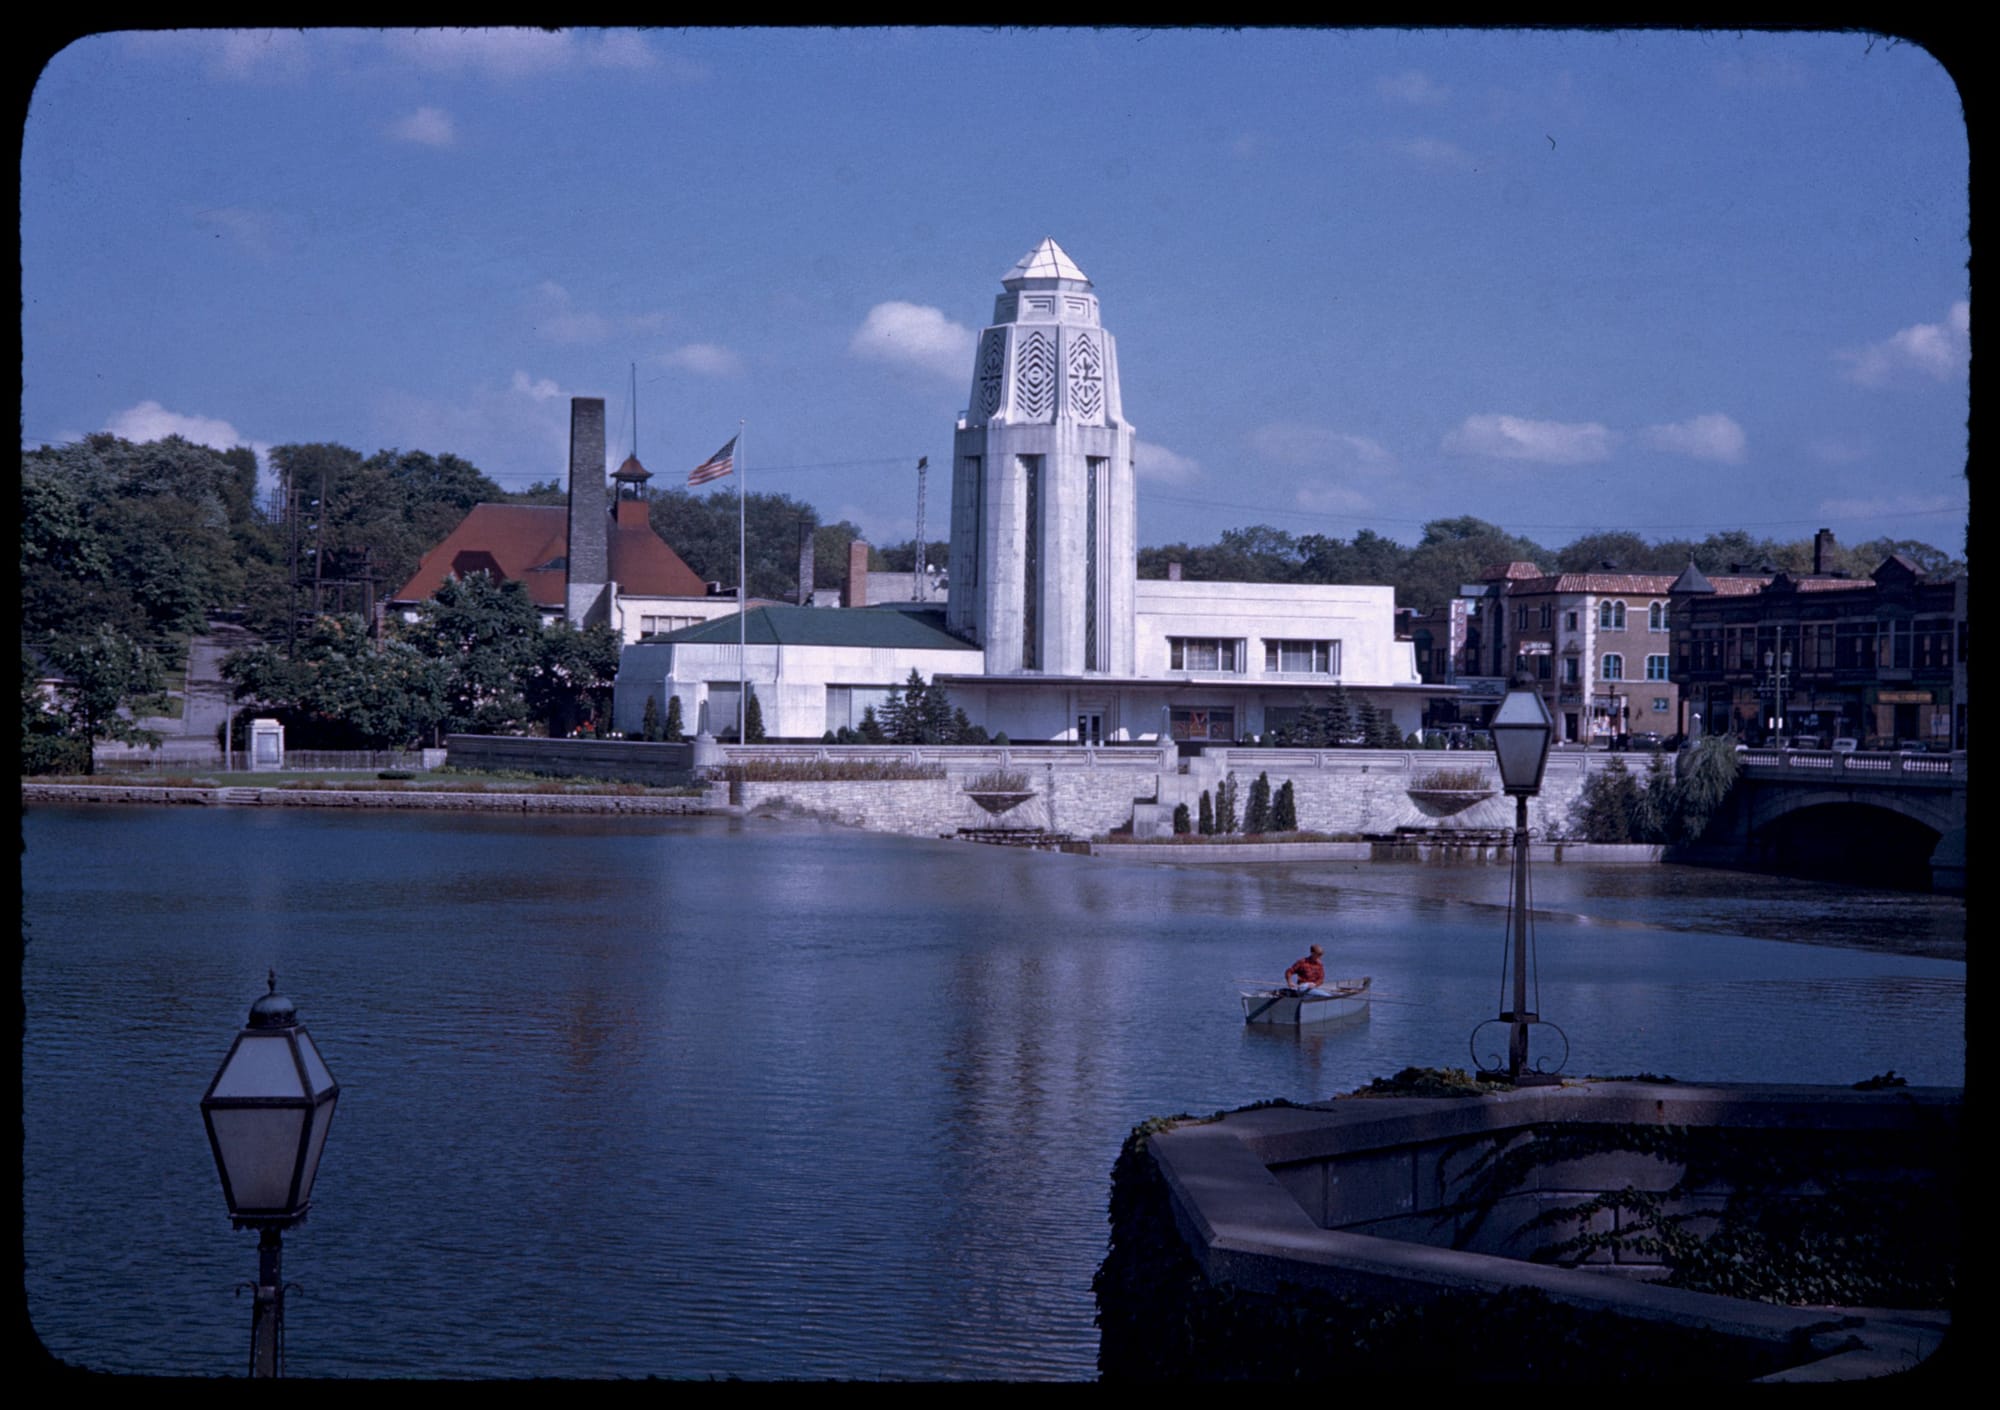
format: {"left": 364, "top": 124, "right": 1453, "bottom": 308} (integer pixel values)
{"left": 688, "top": 437, "right": 736, "bottom": 486}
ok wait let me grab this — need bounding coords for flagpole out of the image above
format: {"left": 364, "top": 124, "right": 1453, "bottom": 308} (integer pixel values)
{"left": 737, "top": 418, "right": 747, "bottom": 744}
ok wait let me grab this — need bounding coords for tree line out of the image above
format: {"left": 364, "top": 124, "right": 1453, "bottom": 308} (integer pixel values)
{"left": 18, "top": 430, "right": 1964, "bottom": 769}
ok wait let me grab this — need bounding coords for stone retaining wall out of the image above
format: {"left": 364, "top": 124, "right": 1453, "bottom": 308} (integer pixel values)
{"left": 23, "top": 783, "right": 719, "bottom": 815}
{"left": 729, "top": 748, "right": 1620, "bottom": 841}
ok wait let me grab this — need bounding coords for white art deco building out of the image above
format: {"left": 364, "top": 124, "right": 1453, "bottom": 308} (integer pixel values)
{"left": 613, "top": 239, "right": 1429, "bottom": 743}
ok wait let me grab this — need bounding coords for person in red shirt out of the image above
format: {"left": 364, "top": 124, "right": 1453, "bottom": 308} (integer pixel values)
{"left": 1285, "top": 944, "right": 1326, "bottom": 994}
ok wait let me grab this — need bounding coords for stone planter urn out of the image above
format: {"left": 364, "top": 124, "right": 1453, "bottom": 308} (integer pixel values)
{"left": 1405, "top": 788, "right": 1496, "bottom": 819}
{"left": 965, "top": 789, "right": 1037, "bottom": 818}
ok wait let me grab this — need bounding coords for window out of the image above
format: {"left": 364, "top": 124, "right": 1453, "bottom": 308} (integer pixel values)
{"left": 1538, "top": 604, "right": 1552, "bottom": 629}
{"left": 1562, "top": 657, "right": 1580, "bottom": 685}
{"left": 641, "top": 614, "right": 700, "bottom": 636}
{"left": 1516, "top": 606, "right": 1529, "bottom": 630}
{"left": 1646, "top": 654, "right": 1669, "bottom": 681}
{"left": 1599, "top": 600, "right": 1627, "bottom": 631}
{"left": 1649, "top": 601, "right": 1668, "bottom": 632}
{"left": 1169, "top": 706, "right": 1235, "bottom": 741}
{"left": 825, "top": 684, "right": 893, "bottom": 734}
{"left": 1169, "top": 637, "right": 1243, "bottom": 672}
{"left": 1536, "top": 653, "right": 1552, "bottom": 680}
{"left": 1565, "top": 610, "right": 1579, "bottom": 632}
{"left": 1263, "top": 639, "right": 1338, "bottom": 674}
{"left": 1601, "top": 653, "right": 1624, "bottom": 681}
{"left": 1653, "top": 697, "right": 1671, "bottom": 712}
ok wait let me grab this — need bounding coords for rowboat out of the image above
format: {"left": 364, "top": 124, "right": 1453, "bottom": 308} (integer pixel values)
{"left": 1240, "top": 976, "right": 1372, "bottom": 1026}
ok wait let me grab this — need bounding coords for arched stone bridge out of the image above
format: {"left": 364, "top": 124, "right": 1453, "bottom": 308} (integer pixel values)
{"left": 1716, "top": 748, "right": 1967, "bottom": 889}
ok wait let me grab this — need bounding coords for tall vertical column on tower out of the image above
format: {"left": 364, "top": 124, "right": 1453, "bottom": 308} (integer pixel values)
{"left": 947, "top": 239, "right": 1137, "bottom": 676}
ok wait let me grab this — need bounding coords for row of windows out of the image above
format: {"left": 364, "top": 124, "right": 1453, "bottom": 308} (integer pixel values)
{"left": 1168, "top": 637, "right": 1342, "bottom": 674}
{"left": 1679, "top": 619, "right": 1956, "bottom": 675}
{"left": 1519, "top": 654, "right": 1670, "bottom": 683}
{"left": 1515, "top": 601, "right": 1669, "bottom": 632}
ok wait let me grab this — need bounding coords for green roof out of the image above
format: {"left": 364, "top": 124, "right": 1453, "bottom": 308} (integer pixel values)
{"left": 652, "top": 605, "right": 979, "bottom": 651}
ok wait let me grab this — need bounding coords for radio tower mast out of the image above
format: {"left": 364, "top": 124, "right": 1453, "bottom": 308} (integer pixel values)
{"left": 913, "top": 456, "right": 928, "bottom": 601}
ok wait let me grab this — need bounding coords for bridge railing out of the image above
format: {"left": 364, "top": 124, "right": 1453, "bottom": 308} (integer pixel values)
{"left": 1735, "top": 748, "right": 1965, "bottom": 784}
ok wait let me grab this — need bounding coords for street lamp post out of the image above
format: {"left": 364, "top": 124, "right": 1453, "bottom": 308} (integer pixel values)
{"left": 1473, "top": 678, "right": 1565, "bottom": 1083}
{"left": 1761, "top": 647, "right": 1793, "bottom": 743}
{"left": 200, "top": 972, "right": 340, "bottom": 1377}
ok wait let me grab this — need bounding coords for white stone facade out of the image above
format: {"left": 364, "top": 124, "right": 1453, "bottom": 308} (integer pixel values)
{"left": 947, "top": 239, "right": 1138, "bottom": 677}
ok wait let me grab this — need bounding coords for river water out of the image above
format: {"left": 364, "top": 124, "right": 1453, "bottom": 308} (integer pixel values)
{"left": 21, "top": 805, "right": 1964, "bottom": 1379}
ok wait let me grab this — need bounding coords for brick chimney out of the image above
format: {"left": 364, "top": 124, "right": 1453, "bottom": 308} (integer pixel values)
{"left": 565, "top": 397, "right": 608, "bottom": 626}
{"left": 1813, "top": 527, "right": 1837, "bottom": 575}
{"left": 798, "top": 519, "right": 816, "bottom": 606}
{"left": 844, "top": 540, "right": 870, "bottom": 608}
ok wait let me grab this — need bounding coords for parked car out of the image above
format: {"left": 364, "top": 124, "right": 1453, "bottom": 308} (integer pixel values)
{"left": 1625, "top": 731, "right": 1667, "bottom": 750}
{"left": 1783, "top": 734, "right": 1826, "bottom": 751}
{"left": 1830, "top": 737, "right": 1859, "bottom": 753}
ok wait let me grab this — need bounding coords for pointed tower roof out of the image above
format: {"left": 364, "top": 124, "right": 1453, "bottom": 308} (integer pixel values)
{"left": 613, "top": 454, "right": 653, "bottom": 484}
{"left": 1668, "top": 559, "right": 1716, "bottom": 595}
{"left": 1002, "top": 237, "right": 1090, "bottom": 289}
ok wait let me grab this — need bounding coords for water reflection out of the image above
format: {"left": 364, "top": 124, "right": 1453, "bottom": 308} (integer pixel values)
{"left": 22, "top": 805, "right": 1963, "bottom": 1379}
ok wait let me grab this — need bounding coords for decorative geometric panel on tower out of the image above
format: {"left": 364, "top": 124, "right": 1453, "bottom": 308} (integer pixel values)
{"left": 1016, "top": 330, "right": 1055, "bottom": 421}
{"left": 1069, "top": 334, "right": 1104, "bottom": 422}
{"left": 977, "top": 331, "right": 1005, "bottom": 418}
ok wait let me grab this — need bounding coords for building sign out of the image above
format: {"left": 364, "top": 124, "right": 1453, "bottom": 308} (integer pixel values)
{"left": 1518, "top": 641, "right": 1553, "bottom": 655}
{"left": 1876, "top": 690, "right": 1932, "bottom": 704}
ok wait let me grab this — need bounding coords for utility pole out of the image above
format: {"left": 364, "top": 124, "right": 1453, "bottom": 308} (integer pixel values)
{"left": 913, "top": 456, "right": 928, "bottom": 601}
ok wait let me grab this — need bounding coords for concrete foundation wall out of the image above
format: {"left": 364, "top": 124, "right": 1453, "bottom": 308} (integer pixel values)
{"left": 717, "top": 744, "right": 1611, "bottom": 840}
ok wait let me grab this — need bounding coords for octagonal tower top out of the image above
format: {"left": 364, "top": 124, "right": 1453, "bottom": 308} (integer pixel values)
{"left": 1001, "top": 237, "right": 1091, "bottom": 290}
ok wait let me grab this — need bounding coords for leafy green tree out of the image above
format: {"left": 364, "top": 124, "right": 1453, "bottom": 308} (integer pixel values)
{"left": 743, "top": 684, "right": 767, "bottom": 743}
{"left": 42, "top": 627, "right": 170, "bottom": 773}
{"left": 223, "top": 614, "right": 447, "bottom": 749}
{"left": 1198, "top": 790, "right": 1214, "bottom": 836}
{"left": 401, "top": 571, "right": 541, "bottom": 734}
{"left": 1369, "top": 705, "right": 1406, "bottom": 749}
{"left": 1245, "top": 771, "right": 1272, "bottom": 834}
{"left": 20, "top": 647, "right": 90, "bottom": 775}
{"left": 858, "top": 705, "right": 886, "bottom": 743}
{"left": 1272, "top": 780, "right": 1298, "bottom": 832}
{"left": 1671, "top": 736, "right": 1742, "bottom": 844}
{"left": 523, "top": 622, "right": 622, "bottom": 738}
{"left": 1574, "top": 756, "right": 1644, "bottom": 842}
{"left": 642, "top": 695, "right": 663, "bottom": 742}
{"left": 1172, "top": 802, "right": 1192, "bottom": 835}
{"left": 663, "top": 694, "right": 686, "bottom": 743}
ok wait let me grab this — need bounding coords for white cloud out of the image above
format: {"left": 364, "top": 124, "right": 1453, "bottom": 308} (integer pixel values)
{"left": 1134, "top": 440, "right": 1200, "bottom": 485}
{"left": 103, "top": 401, "right": 275, "bottom": 498}
{"left": 105, "top": 400, "right": 250, "bottom": 451}
{"left": 511, "top": 370, "right": 562, "bottom": 401}
{"left": 1839, "top": 302, "right": 1970, "bottom": 387}
{"left": 661, "top": 343, "right": 744, "bottom": 377}
{"left": 1639, "top": 413, "right": 1746, "bottom": 464}
{"left": 849, "top": 302, "right": 975, "bottom": 381}
{"left": 1385, "top": 136, "right": 1475, "bottom": 170}
{"left": 1378, "top": 69, "right": 1449, "bottom": 105}
{"left": 389, "top": 106, "right": 456, "bottom": 147}
{"left": 1249, "top": 423, "right": 1392, "bottom": 470}
{"left": 1443, "top": 414, "right": 1614, "bottom": 464}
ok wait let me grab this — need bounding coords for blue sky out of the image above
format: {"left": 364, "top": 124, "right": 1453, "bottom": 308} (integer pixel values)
{"left": 22, "top": 28, "right": 1969, "bottom": 555}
